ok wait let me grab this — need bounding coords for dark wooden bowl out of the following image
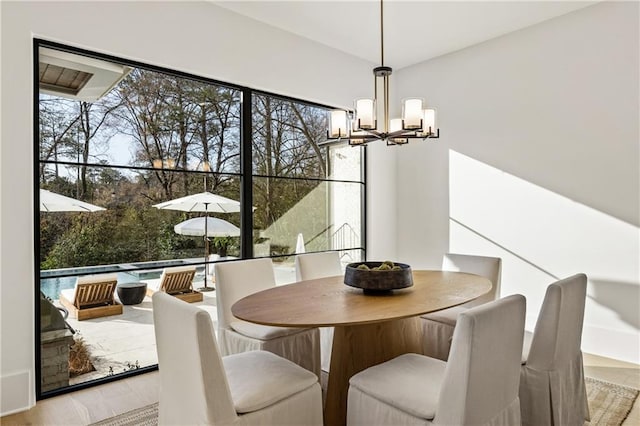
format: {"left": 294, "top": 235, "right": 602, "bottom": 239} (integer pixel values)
{"left": 344, "top": 262, "right": 413, "bottom": 293}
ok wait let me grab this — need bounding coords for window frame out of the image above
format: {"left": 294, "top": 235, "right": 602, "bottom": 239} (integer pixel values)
{"left": 33, "top": 38, "right": 367, "bottom": 399}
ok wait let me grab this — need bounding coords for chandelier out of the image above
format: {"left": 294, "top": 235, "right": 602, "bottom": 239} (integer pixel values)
{"left": 324, "top": 0, "right": 439, "bottom": 146}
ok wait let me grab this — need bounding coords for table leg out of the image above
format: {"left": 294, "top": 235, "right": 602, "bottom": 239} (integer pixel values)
{"left": 323, "top": 316, "right": 423, "bottom": 426}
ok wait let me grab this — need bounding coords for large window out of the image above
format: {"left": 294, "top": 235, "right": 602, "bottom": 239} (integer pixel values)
{"left": 36, "top": 41, "right": 365, "bottom": 397}
{"left": 251, "top": 94, "right": 364, "bottom": 261}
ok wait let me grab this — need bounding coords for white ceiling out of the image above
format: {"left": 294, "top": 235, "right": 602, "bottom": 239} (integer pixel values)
{"left": 214, "top": 0, "right": 597, "bottom": 69}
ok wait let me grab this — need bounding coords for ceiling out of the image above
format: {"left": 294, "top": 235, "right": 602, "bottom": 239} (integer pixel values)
{"left": 214, "top": 0, "right": 597, "bottom": 69}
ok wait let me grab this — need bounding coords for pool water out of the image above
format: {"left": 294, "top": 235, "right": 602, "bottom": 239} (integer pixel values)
{"left": 38, "top": 259, "right": 207, "bottom": 300}
{"left": 40, "top": 271, "right": 159, "bottom": 300}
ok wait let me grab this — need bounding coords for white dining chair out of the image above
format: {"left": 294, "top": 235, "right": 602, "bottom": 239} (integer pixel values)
{"left": 152, "top": 292, "right": 323, "bottom": 425}
{"left": 421, "top": 253, "right": 502, "bottom": 360}
{"left": 347, "top": 294, "right": 526, "bottom": 426}
{"left": 295, "top": 251, "right": 342, "bottom": 373}
{"left": 520, "top": 273, "right": 590, "bottom": 426}
{"left": 214, "top": 258, "right": 321, "bottom": 378}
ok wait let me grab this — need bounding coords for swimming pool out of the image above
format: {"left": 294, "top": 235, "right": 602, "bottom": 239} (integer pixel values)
{"left": 39, "top": 271, "right": 156, "bottom": 300}
{"left": 39, "top": 260, "right": 196, "bottom": 300}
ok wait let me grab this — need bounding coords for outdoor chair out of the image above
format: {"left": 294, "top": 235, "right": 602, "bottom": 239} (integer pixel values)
{"left": 421, "top": 253, "right": 502, "bottom": 360}
{"left": 347, "top": 294, "right": 525, "bottom": 426}
{"left": 215, "top": 258, "right": 321, "bottom": 378}
{"left": 59, "top": 273, "right": 123, "bottom": 321}
{"left": 520, "top": 273, "right": 590, "bottom": 426}
{"left": 152, "top": 292, "right": 323, "bottom": 426}
{"left": 146, "top": 265, "right": 202, "bottom": 303}
{"left": 295, "top": 251, "right": 342, "bottom": 373}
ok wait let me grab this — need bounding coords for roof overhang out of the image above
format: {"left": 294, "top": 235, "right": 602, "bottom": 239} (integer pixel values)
{"left": 39, "top": 47, "right": 131, "bottom": 101}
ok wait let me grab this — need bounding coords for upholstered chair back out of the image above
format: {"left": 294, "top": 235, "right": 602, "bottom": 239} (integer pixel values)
{"left": 214, "top": 258, "right": 275, "bottom": 329}
{"left": 295, "top": 251, "right": 342, "bottom": 282}
{"left": 527, "top": 273, "right": 587, "bottom": 371}
{"left": 436, "top": 294, "right": 525, "bottom": 425}
{"left": 442, "top": 253, "right": 502, "bottom": 306}
{"left": 152, "top": 292, "right": 236, "bottom": 425}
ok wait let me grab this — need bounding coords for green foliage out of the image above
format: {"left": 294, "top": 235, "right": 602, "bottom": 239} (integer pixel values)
{"left": 42, "top": 203, "right": 176, "bottom": 269}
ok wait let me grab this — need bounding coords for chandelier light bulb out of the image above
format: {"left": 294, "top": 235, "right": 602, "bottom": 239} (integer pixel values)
{"left": 423, "top": 109, "right": 436, "bottom": 135}
{"left": 402, "top": 98, "right": 423, "bottom": 130}
{"left": 329, "top": 110, "right": 348, "bottom": 138}
{"left": 390, "top": 118, "right": 403, "bottom": 133}
{"left": 389, "top": 118, "right": 408, "bottom": 144}
{"left": 355, "top": 99, "right": 376, "bottom": 130}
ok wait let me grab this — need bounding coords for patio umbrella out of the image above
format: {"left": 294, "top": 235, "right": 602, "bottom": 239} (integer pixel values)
{"left": 152, "top": 191, "right": 241, "bottom": 213}
{"left": 153, "top": 192, "right": 241, "bottom": 291}
{"left": 174, "top": 217, "right": 240, "bottom": 237}
{"left": 40, "top": 189, "right": 106, "bottom": 212}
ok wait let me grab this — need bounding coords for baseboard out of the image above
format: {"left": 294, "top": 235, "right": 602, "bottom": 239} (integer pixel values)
{"left": 1, "top": 370, "right": 34, "bottom": 416}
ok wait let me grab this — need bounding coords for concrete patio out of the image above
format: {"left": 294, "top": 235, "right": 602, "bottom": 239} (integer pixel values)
{"left": 57, "top": 262, "right": 297, "bottom": 386}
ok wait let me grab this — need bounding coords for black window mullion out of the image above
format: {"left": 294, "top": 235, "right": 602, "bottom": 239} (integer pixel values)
{"left": 361, "top": 148, "right": 368, "bottom": 261}
{"left": 240, "top": 88, "right": 253, "bottom": 259}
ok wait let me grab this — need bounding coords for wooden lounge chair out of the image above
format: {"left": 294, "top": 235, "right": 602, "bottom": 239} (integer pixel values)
{"left": 146, "top": 265, "right": 202, "bottom": 303}
{"left": 59, "top": 274, "right": 123, "bottom": 321}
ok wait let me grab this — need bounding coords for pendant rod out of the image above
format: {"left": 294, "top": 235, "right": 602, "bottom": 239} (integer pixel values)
{"left": 384, "top": 74, "right": 389, "bottom": 133}
{"left": 380, "top": 0, "right": 384, "bottom": 66}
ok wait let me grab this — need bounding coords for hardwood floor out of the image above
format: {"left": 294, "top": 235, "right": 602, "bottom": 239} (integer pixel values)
{"left": 1, "top": 371, "right": 159, "bottom": 425}
{"left": 2, "top": 353, "right": 638, "bottom": 425}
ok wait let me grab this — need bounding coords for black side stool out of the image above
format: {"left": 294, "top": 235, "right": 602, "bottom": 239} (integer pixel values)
{"left": 117, "top": 282, "right": 147, "bottom": 305}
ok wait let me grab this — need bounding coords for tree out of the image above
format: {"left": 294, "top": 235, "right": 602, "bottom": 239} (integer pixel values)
{"left": 251, "top": 95, "right": 328, "bottom": 229}
{"left": 76, "top": 97, "right": 123, "bottom": 198}
{"left": 39, "top": 96, "right": 80, "bottom": 183}
{"left": 114, "top": 69, "right": 242, "bottom": 201}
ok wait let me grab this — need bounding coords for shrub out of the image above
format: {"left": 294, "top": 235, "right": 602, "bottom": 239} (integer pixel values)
{"left": 68, "top": 336, "right": 95, "bottom": 377}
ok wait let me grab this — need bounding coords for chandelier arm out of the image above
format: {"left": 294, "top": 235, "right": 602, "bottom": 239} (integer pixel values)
{"left": 387, "top": 129, "right": 415, "bottom": 138}
{"left": 360, "top": 129, "right": 385, "bottom": 138}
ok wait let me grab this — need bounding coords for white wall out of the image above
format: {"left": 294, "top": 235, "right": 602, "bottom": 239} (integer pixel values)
{"left": 395, "top": 1, "right": 639, "bottom": 363}
{"left": 0, "top": 1, "right": 386, "bottom": 415}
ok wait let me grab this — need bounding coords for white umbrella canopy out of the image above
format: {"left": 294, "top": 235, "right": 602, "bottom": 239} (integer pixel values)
{"left": 174, "top": 217, "right": 240, "bottom": 237}
{"left": 40, "top": 189, "right": 106, "bottom": 212}
{"left": 154, "top": 191, "right": 241, "bottom": 292}
{"left": 152, "top": 191, "right": 241, "bottom": 213}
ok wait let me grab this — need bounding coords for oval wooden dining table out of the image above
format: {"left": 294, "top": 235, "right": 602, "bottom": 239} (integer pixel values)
{"left": 231, "top": 270, "right": 491, "bottom": 426}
